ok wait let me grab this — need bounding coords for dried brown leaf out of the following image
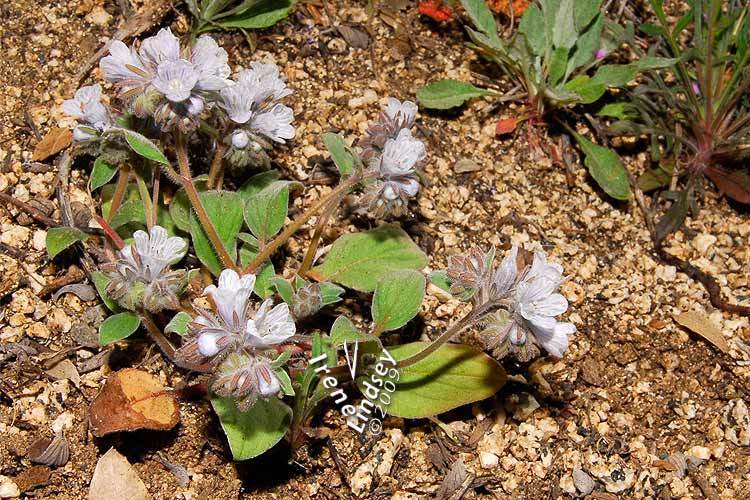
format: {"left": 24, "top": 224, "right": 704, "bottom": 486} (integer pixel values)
{"left": 89, "top": 368, "right": 180, "bottom": 436}
{"left": 674, "top": 311, "right": 730, "bottom": 353}
{"left": 337, "top": 25, "right": 370, "bottom": 49}
{"left": 32, "top": 127, "right": 72, "bottom": 161}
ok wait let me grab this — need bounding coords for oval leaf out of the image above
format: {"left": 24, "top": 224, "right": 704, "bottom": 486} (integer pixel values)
{"left": 322, "top": 133, "right": 354, "bottom": 176}
{"left": 165, "top": 311, "right": 192, "bottom": 336}
{"left": 380, "top": 342, "right": 506, "bottom": 418}
{"left": 90, "top": 157, "right": 118, "bottom": 191}
{"left": 372, "top": 270, "right": 425, "bottom": 332}
{"left": 573, "top": 134, "right": 631, "bottom": 200}
{"left": 123, "top": 130, "right": 169, "bottom": 165}
{"left": 190, "top": 190, "right": 244, "bottom": 276}
{"left": 99, "top": 312, "right": 141, "bottom": 345}
{"left": 417, "top": 79, "right": 494, "bottom": 110}
{"left": 210, "top": 396, "right": 292, "bottom": 460}
{"left": 243, "top": 181, "right": 299, "bottom": 243}
{"left": 46, "top": 227, "right": 88, "bottom": 258}
{"left": 308, "top": 223, "right": 428, "bottom": 292}
{"left": 90, "top": 271, "right": 121, "bottom": 313}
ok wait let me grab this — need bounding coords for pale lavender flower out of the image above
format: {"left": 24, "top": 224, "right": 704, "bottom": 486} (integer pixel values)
{"left": 244, "top": 299, "right": 296, "bottom": 348}
{"left": 219, "top": 64, "right": 295, "bottom": 146}
{"left": 99, "top": 41, "right": 152, "bottom": 94}
{"left": 364, "top": 128, "right": 425, "bottom": 217}
{"left": 104, "top": 225, "right": 188, "bottom": 312}
{"left": 211, "top": 352, "right": 281, "bottom": 410}
{"left": 152, "top": 60, "right": 200, "bottom": 102}
{"left": 361, "top": 97, "right": 419, "bottom": 158}
{"left": 191, "top": 36, "right": 232, "bottom": 91}
{"left": 62, "top": 84, "right": 112, "bottom": 142}
{"left": 691, "top": 81, "right": 701, "bottom": 95}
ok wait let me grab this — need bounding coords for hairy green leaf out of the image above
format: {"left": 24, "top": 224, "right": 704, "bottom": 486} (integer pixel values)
{"left": 244, "top": 181, "right": 300, "bottom": 243}
{"left": 190, "top": 190, "right": 244, "bottom": 275}
{"left": 308, "top": 223, "right": 428, "bottom": 292}
{"left": 165, "top": 311, "right": 192, "bottom": 336}
{"left": 46, "top": 227, "right": 88, "bottom": 258}
{"left": 210, "top": 396, "right": 292, "bottom": 460}
{"left": 90, "top": 157, "right": 118, "bottom": 191}
{"left": 123, "top": 130, "right": 169, "bottom": 165}
{"left": 90, "top": 271, "right": 121, "bottom": 313}
{"left": 372, "top": 270, "right": 425, "bottom": 332}
{"left": 99, "top": 312, "right": 141, "bottom": 345}
{"left": 574, "top": 134, "right": 631, "bottom": 200}
{"left": 459, "top": 0, "right": 500, "bottom": 46}
{"left": 417, "top": 80, "right": 494, "bottom": 110}
{"left": 322, "top": 133, "right": 354, "bottom": 176}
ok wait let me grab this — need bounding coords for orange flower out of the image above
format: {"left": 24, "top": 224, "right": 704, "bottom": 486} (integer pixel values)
{"left": 487, "top": 0, "right": 530, "bottom": 17}
{"left": 418, "top": 0, "right": 454, "bottom": 22}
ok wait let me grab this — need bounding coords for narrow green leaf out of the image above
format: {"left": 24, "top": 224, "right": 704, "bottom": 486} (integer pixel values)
{"left": 519, "top": 4, "right": 546, "bottom": 55}
{"left": 218, "top": 0, "right": 295, "bottom": 29}
{"left": 573, "top": 134, "right": 631, "bottom": 200}
{"left": 549, "top": 46, "right": 569, "bottom": 86}
{"left": 308, "top": 223, "right": 428, "bottom": 292}
{"left": 322, "top": 133, "right": 354, "bottom": 176}
{"left": 372, "top": 270, "right": 425, "bottom": 332}
{"left": 377, "top": 342, "right": 507, "bottom": 418}
{"left": 90, "top": 157, "right": 118, "bottom": 191}
{"left": 46, "top": 227, "right": 88, "bottom": 258}
{"left": 165, "top": 311, "right": 192, "bottom": 336}
{"left": 190, "top": 190, "right": 244, "bottom": 276}
{"left": 123, "top": 130, "right": 169, "bottom": 165}
{"left": 210, "top": 396, "right": 292, "bottom": 461}
{"left": 597, "top": 102, "right": 639, "bottom": 120}
{"left": 590, "top": 64, "right": 638, "bottom": 87}
{"left": 635, "top": 55, "right": 677, "bottom": 70}
{"left": 568, "top": 13, "right": 604, "bottom": 73}
{"left": 459, "top": 0, "right": 500, "bottom": 45}
{"left": 574, "top": 0, "right": 601, "bottom": 31}
{"left": 416, "top": 80, "right": 494, "bottom": 110}
{"left": 553, "top": 0, "right": 576, "bottom": 48}
{"left": 99, "top": 311, "right": 141, "bottom": 345}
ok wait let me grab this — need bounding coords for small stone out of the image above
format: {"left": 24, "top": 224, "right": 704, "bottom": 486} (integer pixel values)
{"left": 686, "top": 445, "right": 711, "bottom": 461}
{"left": 722, "top": 399, "right": 750, "bottom": 446}
{"left": 454, "top": 158, "right": 482, "bottom": 173}
{"left": 0, "top": 476, "right": 20, "bottom": 498}
{"left": 573, "top": 468, "right": 595, "bottom": 495}
{"left": 692, "top": 233, "right": 717, "bottom": 255}
{"left": 505, "top": 392, "right": 540, "bottom": 421}
{"left": 479, "top": 451, "right": 498, "bottom": 469}
{"left": 85, "top": 6, "right": 113, "bottom": 26}
{"left": 348, "top": 89, "right": 378, "bottom": 109}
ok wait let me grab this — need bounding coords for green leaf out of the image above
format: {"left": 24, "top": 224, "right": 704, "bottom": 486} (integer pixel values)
{"left": 574, "top": 0, "right": 601, "bottom": 31}
{"left": 573, "top": 134, "right": 631, "bottom": 200}
{"left": 549, "top": 46, "right": 569, "bottom": 86}
{"left": 563, "top": 75, "right": 606, "bottom": 104}
{"left": 568, "top": 13, "right": 603, "bottom": 73}
{"left": 308, "top": 223, "right": 428, "bottom": 292}
{"left": 378, "top": 342, "right": 506, "bottom": 418}
{"left": 274, "top": 368, "right": 294, "bottom": 396}
{"left": 655, "top": 189, "right": 690, "bottom": 244}
{"left": 238, "top": 245, "right": 275, "bottom": 298}
{"left": 322, "top": 133, "right": 354, "bottom": 176}
{"left": 428, "top": 270, "right": 452, "bottom": 294}
{"left": 190, "top": 190, "right": 244, "bottom": 276}
{"left": 46, "top": 227, "right": 88, "bottom": 258}
{"left": 597, "top": 102, "right": 639, "bottom": 120}
{"left": 319, "top": 282, "right": 345, "bottom": 305}
{"left": 238, "top": 170, "right": 281, "bottom": 200}
{"left": 122, "top": 130, "right": 169, "bottom": 165}
{"left": 90, "top": 157, "right": 118, "bottom": 191}
{"left": 271, "top": 277, "right": 295, "bottom": 303}
{"left": 243, "top": 181, "right": 300, "bottom": 243}
{"left": 329, "top": 315, "right": 381, "bottom": 348}
{"left": 637, "top": 160, "right": 674, "bottom": 192}
{"left": 210, "top": 396, "right": 292, "bottom": 461}
{"left": 372, "top": 270, "right": 425, "bottom": 332}
{"left": 553, "top": 0, "right": 577, "bottom": 49}
{"left": 170, "top": 176, "right": 209, "bottom": 232}
{"left": 416, "top": 80, "right": 494, "bottom": 110}
{"left": 459, "top": 0, "right": 500, "bottom": 46}
{"left": 109, "top": 199, "right": 146, "bottom": 229}
{"left": 218, "top": 0, "right": 295, "bottom": 29}
{"left": 99, "top": 312, "right": 141, "bottom": 345}
{"left": 519, "top": 4, "right": 546, "bottom": 55}
{"left": 90, "top": 271, "right": 121, "bottom": 313}
{"left": 165, "top": 311, "right": 192, "bottom": 336}
{"left": 635, "top": 55, "right": 677, "bottom": 70}
{"left": 590, "top": 64, "right": 638, "bottom": 87}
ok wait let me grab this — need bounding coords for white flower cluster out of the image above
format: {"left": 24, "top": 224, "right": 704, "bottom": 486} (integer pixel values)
{"left": 62, "top": 28, "right": 294, "bottom": 151}
{"left": 177, "top": 269, "right": 296, "bottom": 410}
{"left": 362, "top": 98, "right": 425, "bottom": 217}
{"left": 449, "top": 246, "right": 575, "bottom": 361}
{"left": 104, "top": 225, "right": 188, "bottom": 312}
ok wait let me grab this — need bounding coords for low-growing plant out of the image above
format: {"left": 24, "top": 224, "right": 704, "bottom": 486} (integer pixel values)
{"left": 54, "top": 28, "right": 576, "bottom": 459}
{"left": 417, "top": 0, "right": 675, "bottom": 201}
{"left": 605, "top": 0, "right": 750, "bottom": 242}
{"left": 186, "top": 0, "right": 296, "bottom": 41}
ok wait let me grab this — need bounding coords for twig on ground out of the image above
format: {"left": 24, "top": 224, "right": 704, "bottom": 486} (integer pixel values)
{"left": 37, "top": 265, "right": 86, "bottom": 297}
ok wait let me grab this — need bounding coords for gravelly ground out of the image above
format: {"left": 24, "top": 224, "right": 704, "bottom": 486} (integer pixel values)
{"left": 1, "top": 1, "right": 749, "bottom": 499}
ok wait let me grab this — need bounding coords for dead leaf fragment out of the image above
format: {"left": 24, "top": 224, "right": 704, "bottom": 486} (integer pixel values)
{"left": 89, "top": 368, "right": 180, "bottom": 437}
{"left": 45, "top": 359, "right": 81, "bottom": 388}
{"left": 337, "top": 25, "right": 370, "bottom": 49}
{"left": 496, "top": 117, "right": 519, "bottom": 135}
{"left": 32, "top": 127, "right": 72, "bottom": 161}
{"left": 12, "top": 466, "right": 51, "bottom": 494}
{"left": 88, "top": 448, "right": 147, "bottom": 500}
{"left": 675, "top": 311, "right": 730, "bottom": 353}
{"left": 454, "top": 158, "right": 482, "bottom": 173}
{"left": 27, "top": 432, "right": 69, "bottom": 467}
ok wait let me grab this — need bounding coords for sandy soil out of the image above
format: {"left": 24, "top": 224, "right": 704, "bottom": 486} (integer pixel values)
{"left": 1, "top": 1, "right": 749, "bottom": 499}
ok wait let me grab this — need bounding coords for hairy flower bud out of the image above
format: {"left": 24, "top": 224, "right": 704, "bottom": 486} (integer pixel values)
{"left": 290, "top": 283, "right": 324, "bottom": 320}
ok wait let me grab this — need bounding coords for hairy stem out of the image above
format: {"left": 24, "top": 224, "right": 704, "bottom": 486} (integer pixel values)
{"left": 152, "top": 165, "right": 161, "bottom": 227}
{"left": 175, "top": 131, "right": 237, "bottom": 271}
{"left": 140, "top": 311, "right": 213, "bottom": 373}
{"left": 244, "top": 175, "right": 365, "bottom": 274}
{"left": 206, "top": 142, "right": 227, "bottom": 190}
{"left": 298, "top": 194, "right": 342, "bottom": 276}
{"left": 107, "top": 164, "right": 131, "bottom": 223}
{"left": 397, "top": 304, "right": 490, "bottom": 369}
{"left": 135, "top": 169, "right": 154, "bottom": 230}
